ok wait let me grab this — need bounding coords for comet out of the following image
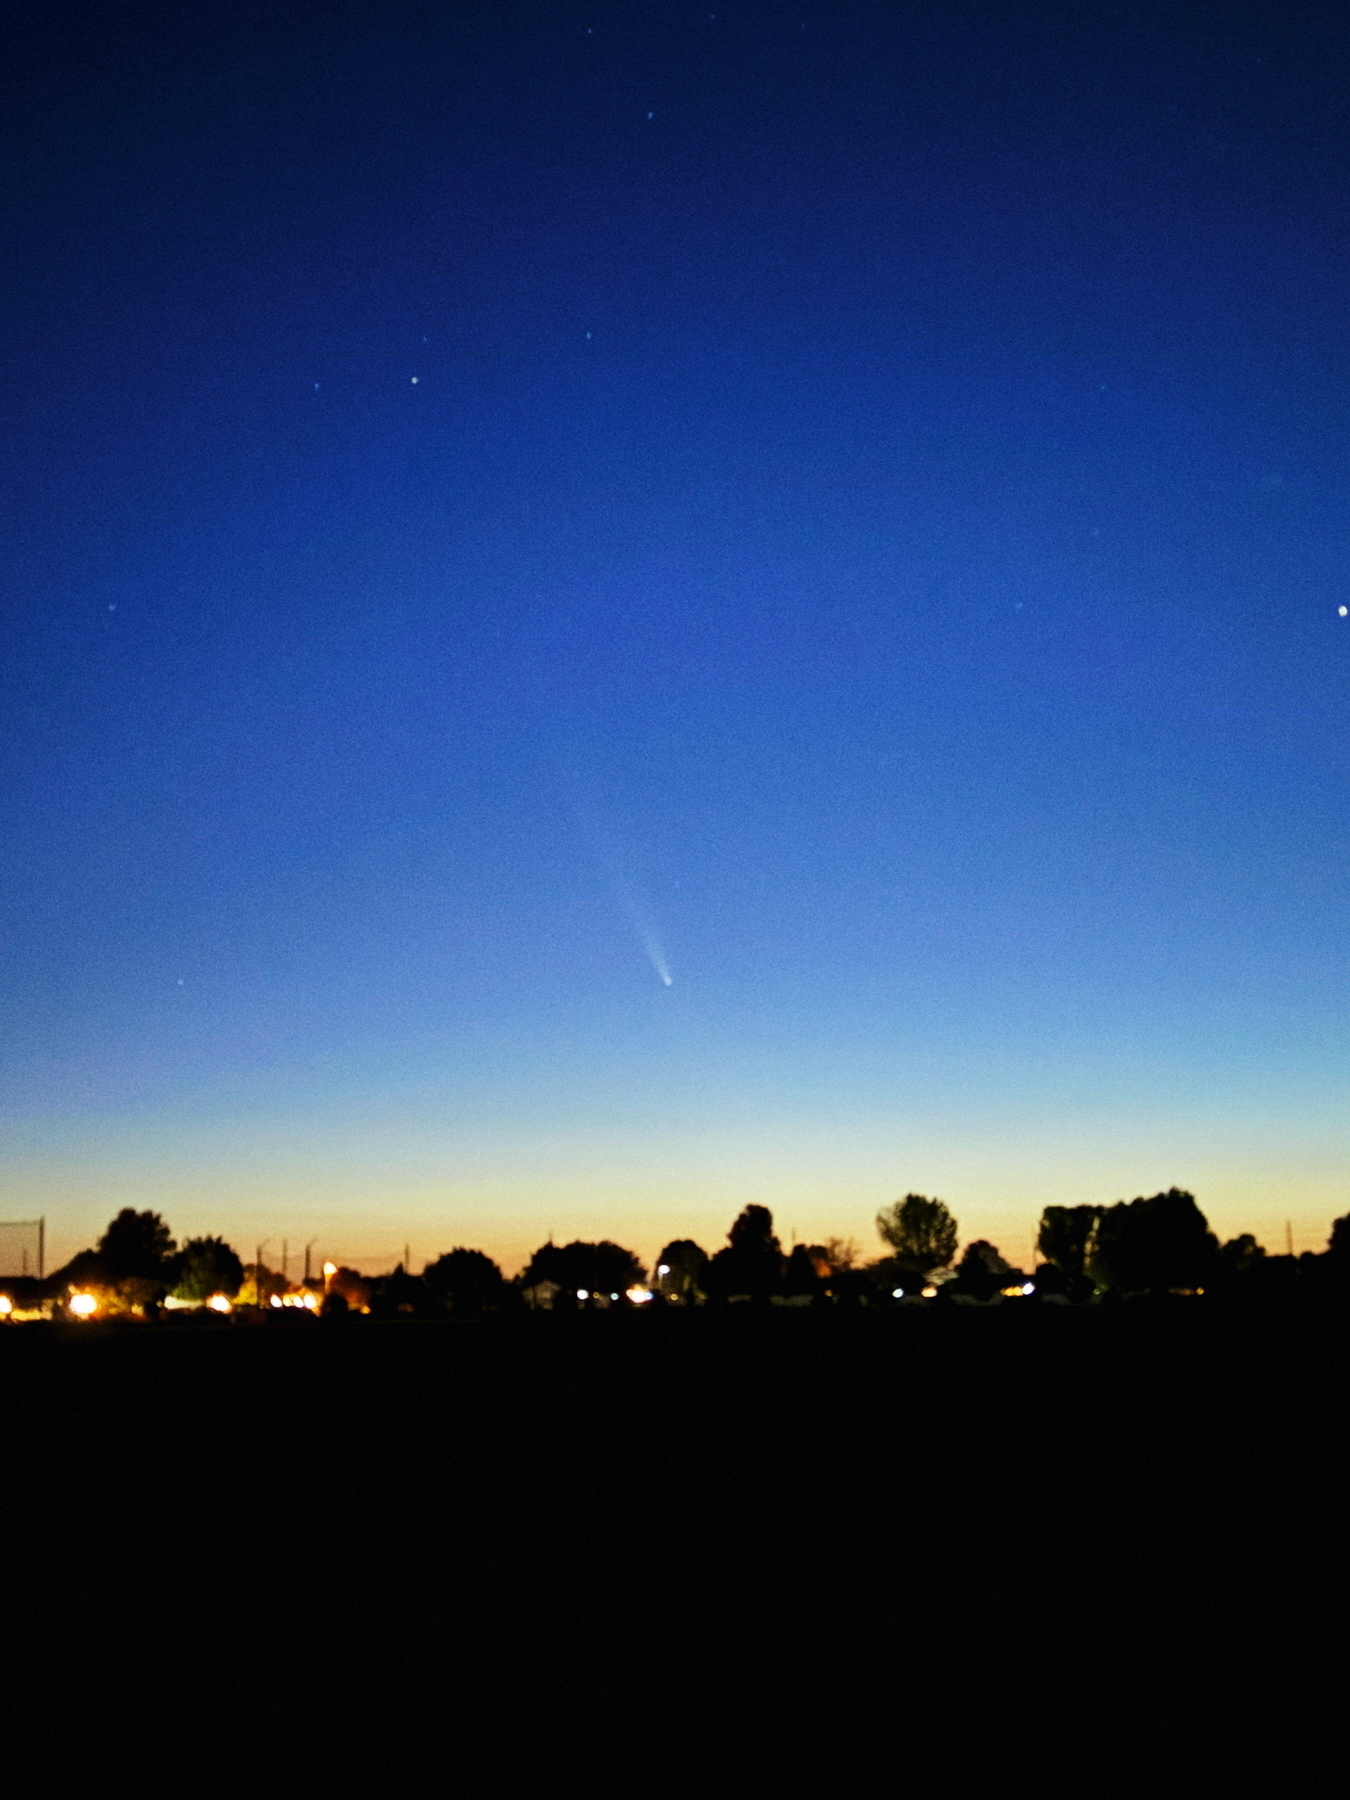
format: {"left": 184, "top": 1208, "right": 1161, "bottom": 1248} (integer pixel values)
{"left": 565, "top": 784, "right": 675, "bottom": 988}
{"left": 623, "top": 885, "right": 675, "bottom": 988}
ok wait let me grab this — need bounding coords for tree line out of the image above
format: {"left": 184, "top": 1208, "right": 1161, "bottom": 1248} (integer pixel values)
{"left": 2, "top": 1186, "right": 1348, "bottom": 1320}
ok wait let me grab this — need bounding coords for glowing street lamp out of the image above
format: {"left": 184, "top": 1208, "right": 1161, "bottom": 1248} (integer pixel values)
{"left": 69, "top": 1292, "right": 98, "bottom": 1318}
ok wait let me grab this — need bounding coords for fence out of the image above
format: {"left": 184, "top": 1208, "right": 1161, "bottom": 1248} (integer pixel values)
{"left": 0, "top": 1219, "right": 45, "bottom": 1279}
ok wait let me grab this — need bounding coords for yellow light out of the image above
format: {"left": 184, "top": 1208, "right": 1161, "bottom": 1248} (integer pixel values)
{"left": 269, "top": 1294, "right": 282, "bottom": 1308}
{"left": 322, "top": 1262, "right": 337, "bottom": 1278}
{"left": 301, "top": 1291, "right": 318, "bottom": 1310}
{"left": 0, "top": 1296, "right": 12, "bottom": 1317}
{"left": 69, "top": 1292, "right": 98, "bottom": 1317}
{"left": 921, "top": 1285, "right": 937, "bottom": 1298}
{"left": 206, "top": 1294, "right": 232, "bottom": 1314}
{"left": 625, "top": 1286, "right": 654, "bottom": 1305}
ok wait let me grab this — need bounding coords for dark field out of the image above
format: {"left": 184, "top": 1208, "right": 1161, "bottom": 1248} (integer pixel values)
{"left": 4, "top": 1306, "right": 1344, "bottom": 1752}
{"left": 7, "top": 1303, "right": 1345, "bottom": 1554}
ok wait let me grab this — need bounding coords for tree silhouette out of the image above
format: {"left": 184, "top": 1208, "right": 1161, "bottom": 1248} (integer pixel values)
{"left": 951, "top": 1240, "right": 1014, "bottom": 1302}
{"left": 781, "top": 1243, "right": 822, "bottom": 1299}
{"left": 49, "top": 1247, "right": 109, "bottom": 1292}
{"left": 1329, "top": 1215, "right": 1350, "bottom": 1259}
{"left": 98, "top": 1209, "right": 176, "bottom": 1282}
{"left": 875, "top": 1195, "right": 958, "bottom": 1278}
{"left": 591, "top": 1241, "right": 645, "bottom": 1297}
{"left": 424, "top": 1248, "right": 508, "bottom": 1312}
{"left": 519, "top": 1242, "right": 569, "bottom": 1295}
{"left": 520, "top": 1240, "right": 645, "bottom": 1303}
{"left": 1087, "top": 1189, "right": 1217, "bottom": 1296}
{"left": 174, "top": 1237, "right": 244, "bottom": 1301}
{"left": 370, "top": 1265, "right": 433, "bottom": 1318}
{"left": 654, "top": 1239, "right": 708, "bottom": 1302}
{"left": 820, "top": 1237, "right": 859, "bottom": 1273}
{"left": 705, "top": 1205, "right": 783, "bottom": 1302}
{"left": 1036, "top": 1206, "right": 1101, "bottom": 1293}
{"left": 1220, "top": 1234, "right": 1266, "bottom": 1275}
{"left": 327, "top": 1266, "right": 372, "bottom": 1312}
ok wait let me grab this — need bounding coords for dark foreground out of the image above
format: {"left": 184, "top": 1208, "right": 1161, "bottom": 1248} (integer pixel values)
{"left": 5, "top": 1302, "right": 1346, "bottom": 1589}
{"left": 3, "top": 1304, "right": 1345, "bottom": 1762}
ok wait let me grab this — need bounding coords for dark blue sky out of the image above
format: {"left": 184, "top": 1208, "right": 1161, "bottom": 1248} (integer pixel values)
{"left": 4, "top": 1, "right": 1348, "bottom": 1268}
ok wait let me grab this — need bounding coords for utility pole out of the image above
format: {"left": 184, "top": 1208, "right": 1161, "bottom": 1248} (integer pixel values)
{"left": 1286, "top": 1220, "right": 1294, "bottom": 1257}
{"left": 404, "top": 1242, "right": 411, "bottom": 1274}
{"left": 304, "top": 1239, "right": 317, "bottom": 1284}
{"left": 255, "top": 1240, "right": 272, "bottom": 1308}
{"left": 282, "top": 1240, "right": 289, "bottom": 1281}
{"left": 38, "top": 1217, "right": 44, "bottom": 1281}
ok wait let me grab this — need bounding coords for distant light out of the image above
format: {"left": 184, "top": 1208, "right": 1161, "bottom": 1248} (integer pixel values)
{"left": 576, "top": 1289, "right": 588, "bottom": 1301}
{"left": 1341, "top": 606, "right": 1348, "bottom": 616}
{"left": 69, "top": 1293, "right": 97, "bottom": 1317}
{"left": 610, "top": 1294, "right": 618, "bottom": 1301}
{"left": 892, "top": 1288, "right": 904, "bottom": 1299}
{"left": 626, "top": 1287, "right": 653, "bottom": 1305}
{"left": 921, "top": 1285, "right": 937, "bottom": 1298}
{"left": 410, "top": 376, "right": 419, "bottom": 384}
{"left": 0, "top": 1296, "right": 12, "bottom": 1317}
{"left": 269, "top": 1295, "right": 282, "bottom": 1308}
{"left": 206, "top": 1295, "right": 232, "bottom": 1314}
{"left": 301, "top": 1292, "right": 318, "bottom": 1310}
{"left": 322, "top": 1262, "right": 337, "bottom": 1278}
{"left": 1022, "top": 1282, "right": 1035, "bottom": 1296}
{"left": 657, "top": 1265, "right": 670, "bottom": 1276}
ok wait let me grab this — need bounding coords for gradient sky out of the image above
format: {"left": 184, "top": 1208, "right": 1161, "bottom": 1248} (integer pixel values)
{"left": 4, "top": 1, "right": 1349, "bottom": 1274}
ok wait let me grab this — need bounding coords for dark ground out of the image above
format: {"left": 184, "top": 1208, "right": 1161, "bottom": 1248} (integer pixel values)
{"left": 3, "top": 1304, "right": 1344, "bottom": 1766}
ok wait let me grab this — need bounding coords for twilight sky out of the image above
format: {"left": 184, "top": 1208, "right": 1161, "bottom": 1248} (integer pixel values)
{"left": 3, "top": 1, "right": 1349, "bottom": 1273}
